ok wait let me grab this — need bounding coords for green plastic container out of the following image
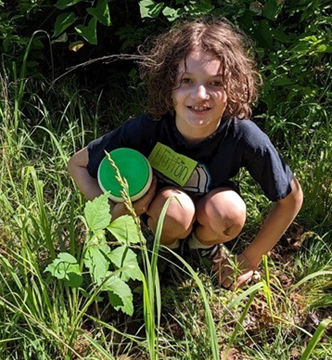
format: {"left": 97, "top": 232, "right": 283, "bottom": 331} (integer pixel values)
{"left": 97, "top": 148, "right": 152, "bottom": 202}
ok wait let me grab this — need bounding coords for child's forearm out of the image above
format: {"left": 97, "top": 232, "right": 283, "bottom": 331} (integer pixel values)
{"left": 242, "top": 178, "right": 303, "bottom": 268}
{"left": 68, "top": 147, "right": 104, "bottom": 200}
{"left": 69, "top": 164, "right": 103, "bottom": 200}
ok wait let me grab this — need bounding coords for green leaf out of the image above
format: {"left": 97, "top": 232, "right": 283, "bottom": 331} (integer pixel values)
{"left": 264, "top": 0, "right": 283, "bottom": 20}
{"left": 84, "top": 192, "right": 111, "bottom": 232}
{"left": 87, "top": 0, "right": 111, "bottom": 26}
{"left": 84, "top": 244, "right": 111, "bottom": 285}
{"left": 53, "top": 12, "right": 77, "bottom": 38}
{"left": 75, "top": 17, "right": 98, "bottom": 45}
{"left": 52, "top": 32, "right": 69, "bottom": 44}
{"left": 107, "top": 215, "right": 141, "bottom": 244}
{"left": 162, "top": 6, "right": 181, "bottom": 21}
{"left": 104, "top": 275, "right": 134, "bottom": 315}
{"left": 64, "top": 273, "right": 83, "bottom": 288}
{"left": 300, "top": 319, "right": 332, "bottom": 360}
{"left": 109, "top": 246, "right": 142, "bottom": 281}
{"left": 184, "top": 2, "right": 214, "bottom": 15}
{"left": 45, "top": 252, "right": 82, "bottom": 288}
{"left": 270, "top": 28, "right": 290, "bottom": 43}
{"left": 273, "top": 77, "right": 293, "bottom": 86}
{"left": 316, "top": 44, "right": 327, "bottom": 53}
{"left": 56, "top": 0, "right": 82, "bottom": 10}
{"left": 139, "top": 0, "right": 165, "bottom": 19}
{"left": 258, "top": 20, "right": 273, "bottom": 49}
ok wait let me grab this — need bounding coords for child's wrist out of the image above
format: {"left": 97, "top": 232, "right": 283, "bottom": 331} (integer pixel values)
{"left": 110, "top": 201, "right": 129, "bottom": 221}
{"left": 240, "top": 251, "right": 260, "bottom": 270}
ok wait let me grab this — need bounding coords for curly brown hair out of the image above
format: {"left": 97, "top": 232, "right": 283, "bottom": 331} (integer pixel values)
{"left": 138, "top": 17, "right": 262, "bottom": 120}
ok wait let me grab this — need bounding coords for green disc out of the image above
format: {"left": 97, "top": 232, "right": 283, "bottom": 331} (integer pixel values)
{"left": 97, "top": 148, "right": 152, "bottom": 202}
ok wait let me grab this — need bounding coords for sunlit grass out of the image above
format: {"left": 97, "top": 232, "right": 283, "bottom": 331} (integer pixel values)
{"left": 0, "top": 67, "right": 331, "bottom": 359}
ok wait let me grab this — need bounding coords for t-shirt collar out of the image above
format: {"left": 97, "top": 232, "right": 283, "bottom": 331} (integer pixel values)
{"left": 169, "top": 115, "right": 228, "bottom": 148}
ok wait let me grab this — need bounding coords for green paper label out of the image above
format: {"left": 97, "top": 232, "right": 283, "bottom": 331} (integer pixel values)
{"left": 148, "top": 143, "right": 197, "bottom": 186}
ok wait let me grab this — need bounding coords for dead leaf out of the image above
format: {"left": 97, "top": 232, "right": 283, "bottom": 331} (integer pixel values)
{"left": 69, "top": 40, "right": 84, "bottom": 52}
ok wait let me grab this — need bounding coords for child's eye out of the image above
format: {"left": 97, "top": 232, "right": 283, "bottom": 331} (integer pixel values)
{"left": 181, "top": 78, "right": 192, "bottom": 84}
{"left": 210, "top": 80, "right": 223, "bottom": 87}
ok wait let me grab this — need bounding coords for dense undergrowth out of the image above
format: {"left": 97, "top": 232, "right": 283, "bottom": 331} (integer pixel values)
{"left": 1, "top": 0, "right": 332, "bottom": 359}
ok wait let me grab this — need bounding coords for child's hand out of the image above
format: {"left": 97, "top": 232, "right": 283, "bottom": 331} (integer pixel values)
{"left": 111, "top": 176, "right": 158, "bottom": 219}
{"left": 212, "top": 252, "right": 257, "bottom": 290}
{"left": 131, "top": 176, "right": 158, "bottom": 215}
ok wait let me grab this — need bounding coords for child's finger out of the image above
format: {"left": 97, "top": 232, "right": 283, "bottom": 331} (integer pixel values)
{"left": 214, "top": 262, "right": 234, "bottom": 288}
{"left": 231, "top": 270, "right": 254, "bottom": 290}
{"left": 220, "top": 275, "right": 233, "bottom": 289}
{"left": 132, "top": 177, "right": 157, "bottom": 214}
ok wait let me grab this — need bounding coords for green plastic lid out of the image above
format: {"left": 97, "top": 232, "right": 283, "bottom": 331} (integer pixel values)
{"left": 97, "top": 148, "right": 152, "bottom": 203}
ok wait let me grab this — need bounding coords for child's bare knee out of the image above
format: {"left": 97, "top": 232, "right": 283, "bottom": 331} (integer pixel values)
{"left": 146, "top": 188, "right": 195, "bottom": 238}
{"left": 217, "top": 201, "right": 246, "bottom": 236}
{"left": 197, "top": 189, "right": 246, "bottom": 240}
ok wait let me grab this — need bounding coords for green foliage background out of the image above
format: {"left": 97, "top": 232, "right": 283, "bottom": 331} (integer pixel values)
{"left": 0, "top": 0, "right": 332, "bottom": 359}
{"left": 2, "top": 0, "right": 330, "bottom": 225}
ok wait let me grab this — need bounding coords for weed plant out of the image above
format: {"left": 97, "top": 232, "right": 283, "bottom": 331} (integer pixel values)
{"left": 1, "top": 56, "right": 332, "bottom": 360}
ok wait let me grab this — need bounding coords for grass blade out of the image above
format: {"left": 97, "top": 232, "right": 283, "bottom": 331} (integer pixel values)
{"left": 223, "top": 288, "right": 259, "bottom": 360}
{"left": 170, "top": 250, "right": 220, "bottom": 360}
{"left": 292, "top": 271, "right": 332, "bottom": 289}
{"left": 300, "top": 318, "right": 332, "bottom": 360}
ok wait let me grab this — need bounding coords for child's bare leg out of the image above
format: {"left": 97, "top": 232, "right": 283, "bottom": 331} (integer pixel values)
{"left": 146, "top": 187, "right": 196, "bottom": 247}
{"left": 194, "top": 187, "right": 246, "bottom": 246}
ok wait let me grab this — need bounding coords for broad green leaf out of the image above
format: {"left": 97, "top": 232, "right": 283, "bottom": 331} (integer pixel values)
{"left": 139, "top": 0, "right": 165, "bottom": 19}
{"left": 53, "top": 12, "right": 76, "bottom": 38}
{"left": 75, "top": 17, "right": 98, "bottom": 45}
{"left": 84, "top": 244, "right": 111, "bottom": 285}
{"left": 50, "top": 252, "right": 78, "bottom": 265}
{"left": 104, "top": 275, "right": 134, "bottom": 315}
{"left": 258, "top": 20, "right": 273, "bottom": 49}
{"left": 162, "top": 6, "right": 181, "bottom": 21}
{"left": 107, "top": 215, "right": 141, "bottom": 244}
{"left": 184, "top": 2, "right": 214, "bottom": 15}
{"left": 139, "top": 0, "right": 154, "bottom": 18}
{"left": 264, "top": 0, "right": 283, "bottom": 20}
{"left": 84, "top": 192, "right": 111, "bottom": 232}
{"left": 87, "top": 0, "right": 111, "bottom": 26}
{"left": 270, "top": 28, "right": 290, "bottom": 43}
{"left": 56, "top": 0, "right": 82, "bottom": 10}
{"left": 316, "top": 44, "right": 327, "bottom": 53}
{"left": 44, "top": 252, "right": 82, "bottom": 288}
{"left": 64, "top": 273, "right": 83, "bottom": 288}
{"left": 85, "top": 230, "right": 107, "bottom": 252}
{"left": 109, "top": 246, "right": 141, "bottom": 281}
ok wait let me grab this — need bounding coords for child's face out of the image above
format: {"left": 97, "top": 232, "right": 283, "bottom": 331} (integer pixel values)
{"left": 172, "top": 48, "right": 227, "bottom": 144}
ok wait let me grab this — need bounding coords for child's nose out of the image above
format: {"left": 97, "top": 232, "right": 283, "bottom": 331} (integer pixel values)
{"left": 192, "top": 85, "right": 209, "bottom": 100}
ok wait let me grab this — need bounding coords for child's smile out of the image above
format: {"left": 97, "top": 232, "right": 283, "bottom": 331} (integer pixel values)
{"left": 172, "top": 48, "right": 227, "bottom": 144}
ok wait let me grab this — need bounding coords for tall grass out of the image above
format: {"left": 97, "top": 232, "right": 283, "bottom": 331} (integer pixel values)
{"left": 1, "top": 60, "right": 332, "bottom": 359}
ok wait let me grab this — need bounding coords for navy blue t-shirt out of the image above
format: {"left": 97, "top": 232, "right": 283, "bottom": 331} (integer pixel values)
{"left": 87, "top": 113, "right": 293, "bottom": 201}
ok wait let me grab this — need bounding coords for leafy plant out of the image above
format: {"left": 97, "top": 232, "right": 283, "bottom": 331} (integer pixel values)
{"left": 139, "top": 0, "right": 215, "bottom": 22}
{"left": 0, "top": 0, "right": 51, "bottom": 73}
{"left": 45, "top": 192, "right": 142, "bottom": 316}
{"left": 53, "top": 0, "right": 112, "bottom": 48}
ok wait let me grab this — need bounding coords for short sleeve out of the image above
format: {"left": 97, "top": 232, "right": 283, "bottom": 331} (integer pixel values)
{"left": 240, "top": 121, "right": 294, "bottom": 201}
{"left": 86, "top": 114, "right": 156, "bottom": 178}
{"left": 87, "top": 130, "right": 121, "bottom": 178}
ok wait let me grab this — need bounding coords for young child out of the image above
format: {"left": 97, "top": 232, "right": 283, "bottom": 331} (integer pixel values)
{"left": 68, "top": 17, "right": 303, "bottom": 290}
